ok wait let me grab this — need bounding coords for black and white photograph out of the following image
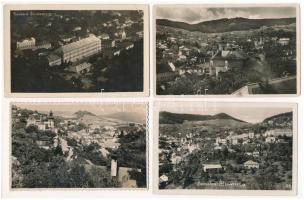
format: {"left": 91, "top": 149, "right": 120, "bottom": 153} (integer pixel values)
{"left": 155, "top": 5, "right": 299, "bottom": 96}
{"left": 10, "top": 103, "right": 147, "bottom": 189}
{"left": 4, "top": 4, "right": 148, "bottom": 97}
{"left": 154, "top": 101, "right": 297, "bottom": 195}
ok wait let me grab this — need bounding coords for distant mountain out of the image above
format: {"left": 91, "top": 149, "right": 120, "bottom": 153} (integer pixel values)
{"left": 213, "top": 113, "right": 246, "bottom": 123}
{"left": 159, "top": 111, "right": 246, "bottom": 124}
{"left": 156, "top": 17, "right": 296, "bottom": 33}
{"left": 104, "top": 112, "right": 146, "bottom": 124}
{"left": 74, "top": 110, "right": 96, "bottom": 118}
{"left": 263, "top": 112, "right": 293, "bottom": 124}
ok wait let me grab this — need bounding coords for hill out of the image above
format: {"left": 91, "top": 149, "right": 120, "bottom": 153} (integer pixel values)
{"left": 159, "top": 111, "right": 246, "bottom": 124}
{"left": 73, "top": 110, "right": 96, "bottom": 118}
{"left": 263, "top": 112, "right": 293, "bottom": 124}
{"left": 156, "top": 17, "right": 296, "bottom": 33}
{"left": 104, "top": 112, "right": 146, "bottom": 124}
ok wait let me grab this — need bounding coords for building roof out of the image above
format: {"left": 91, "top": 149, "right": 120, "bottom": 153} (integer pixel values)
{"left": 244, "top": 160, "right": 258, "bottom": 165}
{"left": 221, "top": 50, "right": 247, "bottom": 60}
{"left": 17, "top": 37, "right": 35, "bottom": 44}
{"left": 60, "top": 34, "right": 101, "bottom": 54}
{"left": 159, "top": 174, "right": 169, "bottom": 182}
{"left": 47, "top": 54, "right": 61, "bottom": 62}
{"left": 71, "top": 62, "right": 92, "bottom": 73}
{"left": 203, "top": 164, "right": 222, "bottom": 169}
{"left": 265, "top": 128, "right": 293, "bottom": 137}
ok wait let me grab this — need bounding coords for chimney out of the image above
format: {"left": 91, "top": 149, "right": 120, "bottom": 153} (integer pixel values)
{"left": 111, "top": 159, "right": 118, "bottom": 177}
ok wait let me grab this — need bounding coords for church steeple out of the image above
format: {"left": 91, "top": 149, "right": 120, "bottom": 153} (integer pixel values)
{"left": 49, "top": 110, "right": 54, "bottom": 119}
{"left": 48, "top": 110, "right": 55, "bottom": 129}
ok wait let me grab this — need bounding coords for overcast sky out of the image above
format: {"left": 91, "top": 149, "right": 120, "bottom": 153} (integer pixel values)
{"left": 156, "top": 6, "right": 297, "bottom": 24}
{"left": 14, "top": 103, "right": 147, "bottom": 118}
{"left": 159, "top": 102, "right": 294, "bottom": 123}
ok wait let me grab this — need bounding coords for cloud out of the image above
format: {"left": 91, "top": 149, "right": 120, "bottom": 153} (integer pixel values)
{"left": 156, "top": 7, "right": 296, "bottom": 24}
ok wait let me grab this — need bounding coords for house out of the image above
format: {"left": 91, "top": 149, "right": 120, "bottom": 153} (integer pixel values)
{"left": 157, "top": 71, "right": 179, "bottom": 83}
{"left": 232, "top": 138, "right": 238, "bottom": 145}
{"left": 16, "top": 37, "right": 36, "bottom": 50}
{"left": 278, "top": 38, "right": 290, "bottom": 46}
{"left": 124, "top": 42, "right": 134, "bottom": 50}
{"left": 36, "top": 140, "right": 50, "bottom": 150}
{"left": 187, "top": 144, "right": 199, "bottom": 153}
{"left": 114, "top": 49, "right": 121, "bottom": 56}
{"left": 73, "top": 26, "right": 82, "bottom": 31}
{"left": 168, "top": 62, "right": 176, "bottom": 71}
{"left": 228, "top": 148, "right": 236, "bottom": 153}
{"left": 214, "top": 146, "right": 222, "bottom": 150}
{"left": 60, "top": 35, "right": 76, "bottom": 43}
{"left": 69, "top": 62, "right": 92, "bottom": 74}
{"left": 202, "top": 164, "right": 223, "bottom": 173}
{"left": 101, "top": 40, "right": 115, "bottom": 49}
{"left": 215, "top": 137, "right": 227, "bottom": 145}
{"left": 264, "top": 129, "right": 293, "bottom": 137}
{"left": 209, "top": 50, "right": 247, "bottom": 76}
{"left": 245, "top": 152, "right": 253, "bottom": 156}
{"left": 88, "top": 124, "right": 100, "bottom": 133}
{"left": 265, "top": 136, "right": 276, "bottom": 143}
{"left": 26, "top": 116, "right": 38, "bottom": 127}
{"left": 136, "top": 31, "right": 143, "bottom": 38}
{"left": 99, "top": 33, "right": 110, "bottom": 40}
{"left": 159, "top": 174, "right": 169, "bottom": 183}
{"left": 47, "top": 54, "right": 62, "bottom": 67}
{"left": 253, "top": 151, "right": 260, "bottom": 157}
{"left": 249, "top": 132, "right": 255, "bottom": 139}
{"left": 171, "top": 153, "right": 182, "bottom": 165}
{"left": 34, "top": 41, "right": 52, "bottom": 50}
{"left": 244, "top": 160, "right": 259, "bottom": 169}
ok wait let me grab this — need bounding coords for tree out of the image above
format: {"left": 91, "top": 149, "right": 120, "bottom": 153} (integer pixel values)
{"left": 25, "top": 125, "right": 38, "bottom": 133}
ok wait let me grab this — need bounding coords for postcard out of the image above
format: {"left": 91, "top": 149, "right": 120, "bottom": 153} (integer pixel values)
{"left": 4, "top": 4, "right": 149, "bottom": 97}
{"left": 154, "top": 4, "right": 300, "bottom": 96}
{"left": 153, "top": 101, "right": 297, "bottom": 195}
{"left": 3, "top": 102, "right": 148, "bottom": 195}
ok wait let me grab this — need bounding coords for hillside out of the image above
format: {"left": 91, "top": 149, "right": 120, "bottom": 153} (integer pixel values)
{"left": 159, "top": 111, "right": 246, "bottom": 124}
{"left": 156, "top": 17, "right": 296, "bottom": 33}
{"left": 191, "top": 119, "right": 250, "bottom": 129}
{"left": 263, "top": 111, "right": 293, "bottom": 124}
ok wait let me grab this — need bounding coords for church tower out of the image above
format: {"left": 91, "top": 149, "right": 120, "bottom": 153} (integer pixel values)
{"left": 48, "top": 110, "right": 54, "bottom": 129}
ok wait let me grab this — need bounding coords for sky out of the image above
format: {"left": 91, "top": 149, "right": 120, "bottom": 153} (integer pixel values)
{"left": 14, "top": 103, "right": 147, "bottom": 118}
{"left": 159, "top": 102, "right": 294, "bottom": 123}
{"left": 156, "top": 6, "right": 297, "bottom": 24}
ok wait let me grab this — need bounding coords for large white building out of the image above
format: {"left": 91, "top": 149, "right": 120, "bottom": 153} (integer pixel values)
{"left": 16, "top": 37, "right": 36, "bottom": 50}
{"left": 59, "top": 34, "right": 101, "bottom": 63}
